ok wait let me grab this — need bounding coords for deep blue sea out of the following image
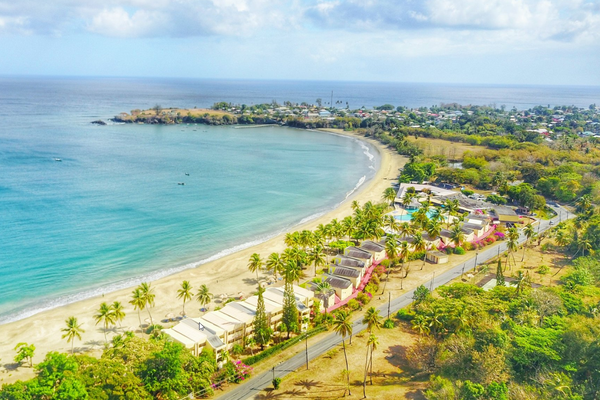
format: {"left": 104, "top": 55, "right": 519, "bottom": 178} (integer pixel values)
{"left": 0, "top": 77, "right": 598, "bottom": 324}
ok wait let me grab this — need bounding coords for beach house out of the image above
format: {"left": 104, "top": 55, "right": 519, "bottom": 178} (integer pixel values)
{"left": 344, "top": 246, "right": 373, "bottom": 267}
{"left": 331, "top": 255, "right": 366, "bottom": 279}
{"left": 328, "top": 265, "right": 361, "bottom": 288}
{"left": 306, "top": 281, "right": 336, "bottom": 310}
{"left": 323, "top": 274, "right": 353, "bottom": 301}
{"left": 360, "top": 240, "right": 386, "bottom": 262}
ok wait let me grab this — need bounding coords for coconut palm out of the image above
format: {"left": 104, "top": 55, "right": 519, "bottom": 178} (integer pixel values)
{"left": 310, "top": 245, "right": 326, "bottom": 277}
{"left": 450, "top": 224, "right": 465, "bottom": 248}
{"left": 248, "top": 253, "right": 263, "bottom": 283}
{"left": 111, "top": 301, "right": 126, "bottom": 328}
{"left": 398, "top": 222, "right": 414, "bottom": 238}
{"left": 382, "top": 187, "right": 397, "bottom": 206}
{"left": 94, "top": 302, "right": 116, "bottom": 344}
{"left": 315, "top": 281, "right": 332, "bottom": 296}
{"left": 576, "top": 194, "right": 593, "bottom": 215}
{"left": 362, "top": 307, "right": 382, "bottom": 333}
{"left": 266, "top": 252, "right": 285, "bottom": 280}
{"left": 429, "top": 208, "right": 444, "bottom": 224}
{"left": 412, "top": 232, "right": 427, "bottom": 270}
{"left": 522, "top": 223, "right": 537, "bottom": 262}
{"left": 384, "top": 235, "right": 399, "bottom": 261}
{"left": 129, "top": 288, "right": 145, "bottom": 330}
{"left": 367, "top": 334, "right": 379, "bottom": 385}
{"left": 139, "top": 282, "right": 155, "bottom": 325}
{"left": 300, "top": 230, "right": 315, "bottom": 251}
{"left": 401, "top": 191, "right": 416, "bottom": 208}
{"left": 282, "top": 246, "right": 307, "bottom": 269}
{"left": 576, "top": 236, "right": 593, "bottom": 258}
{"left": 426, "top": 219, "right": 442, "bottom": 241}
{"left": 555, "top": 229, "right": 569, "bottom": 248}
{"left": 411, "top": 208, "right": 430, "bottom": 230}
{"left": 61, "top": 316, "right": 84, "bottom": 354}
{"left": 177, "top": 280, "right": 193, "bottom": 315}
{"left": 196, "top": 284, "right": 213, "bottom": 312}
{"left": 507, "top": 236, "right": 518, "bottom": 270}
{"left": 284, "top": 232, "right": 300, "bottom": 248}
{"left": 284, "top": 260, "right": 303, "bottom": 284}
{"left": 341, "top": 216, "right": 355, "bottom": 241}
{"left": 384, "top": 215, "right": 400, "bottom": 234}
{"left": 333, "top": 310, "right": 353, "bottom": 396}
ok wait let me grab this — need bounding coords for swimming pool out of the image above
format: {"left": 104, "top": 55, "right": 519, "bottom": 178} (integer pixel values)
{"left": 393, "top": 209, "right": 436, "bottom": 221}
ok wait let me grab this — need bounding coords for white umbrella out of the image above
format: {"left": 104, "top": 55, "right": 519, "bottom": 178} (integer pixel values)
{"left": 144, "top": 318, "right": 151, "bottom": 325}
{"left": 237, "top": 292, "right": 244, "bottom": 299}
{"left": 165, "top": 313, "right": 175, "bottom": 319}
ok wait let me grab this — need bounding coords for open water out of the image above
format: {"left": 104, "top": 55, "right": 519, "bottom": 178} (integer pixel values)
{"left": 0, "top": 77, "right": 598, "bottom": 324}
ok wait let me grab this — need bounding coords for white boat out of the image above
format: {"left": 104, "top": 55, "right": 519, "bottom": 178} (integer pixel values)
{"left": 54, "top": 158, "right": 62, "bottom": 162}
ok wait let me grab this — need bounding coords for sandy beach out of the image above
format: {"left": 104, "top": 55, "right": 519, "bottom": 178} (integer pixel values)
{"left": 0, "top": 129, "right": 406, "bottom": 384}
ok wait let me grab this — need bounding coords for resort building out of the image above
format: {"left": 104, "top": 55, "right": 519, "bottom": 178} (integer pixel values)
{"left": 426, "top": 250, "right": 449, "bottom": 264}
{"left": 360, "top": 240, "right": 386, "bottom": 262}
{"left": 332, "top": 255, "right": 367, "bottom": 278}
{"left": 328, "top": 265, "right": 361, "bottom": 288}
{"left": 243, "top": 295, "right": 283, "bottom": 327}
{"left": 305, "top": 281, "right": 336, "bottom": 310}
{"left": 323, "top": 273, "right": 354, "bottom": 301}
{"left": 344, "top": 247, "right": 373, "bottom": 267}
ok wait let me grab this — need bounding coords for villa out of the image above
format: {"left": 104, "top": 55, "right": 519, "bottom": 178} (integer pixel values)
{"left": 359, "top": 240, "right": 386, "bottom": 262}
{"left": 323, "top": 274, "right": 354, "bottom": 301}
{"left": 344, "top": 247, "right": 373, "bottom": 267}
{"left": 328, "top": 265, "right": 361, "bottom": 288}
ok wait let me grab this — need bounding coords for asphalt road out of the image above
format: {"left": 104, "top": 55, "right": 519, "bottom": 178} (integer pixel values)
{"left": 215, "top": 205, "right": 573, "bottom": 400}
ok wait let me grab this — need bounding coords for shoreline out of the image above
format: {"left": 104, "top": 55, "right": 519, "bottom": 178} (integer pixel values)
{"left": 0, "top": 129, "right": 407, "bottom": 382}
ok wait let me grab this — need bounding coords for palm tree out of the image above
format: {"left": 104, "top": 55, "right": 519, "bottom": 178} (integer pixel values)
{"left": 111, "top": 301, "right": 126, "bottom": 328}
{"left": 94, "top": 302, "right": 116, "bottom": 344}
{"left": 196, "top": 284, "right": 213, "bottom": 311}
{"left": 384, "top": 235, "right": 399, "bottom": 261}
{"left": 310, "top": 245, "right": 326, "bottom": 277}
{"left": 398, "top": 241, "right": 410, "bottom": 289}
{"left": 129, "top": 288, "right": 145, "bottom": 330}
{"left": 362, "top": 307, "right": 382, "bottom": 333}
{"left": 367, "top": 334, "right": 379, "bottom": 385}
{"left": 401, "top": 191, "right": 416, "bottom": 208}
{"left": 429, "top": 208, "right": 444, "bottom": 224}
{"left": 443, "top": 199, "right": 460, "bottom": 226}
{"left": 342, "top": 216, "right": 355, "bottom": 241}
{"left": 576, "top": 194, "right": 593, "bottom": 215}
{"left": 266, "top": 252, "right": 285, "bottom": 280}
{"left": 426, "top": 219, "right": 442, "bottom": 241}
{"left": 411, "top": 208, "right": 430, "bottom": 230}
{"left": 248, "top": 253, "right": 263, "bottom": 282}
{"left": 61, "top": 316, "right": 84, "bottom": 354}
{"left": 284, "top": 260, "right": 303, "bottom": 284}
{"left": 139, "top": 282, "right": 155, "bottom": 325}
{"left": 300, "top": 230, "right": 315, "bottom": 251}
{"left": 382, "top": 187, "right": 397, "bottom": 206}
{"left": 522, "top": 223, "right": 537, "bottom": 262}
{"left": 555, "top": 229, "right": 569, "bottom": 248}
{"left": 177, "top": 280, "right": 193, "bottom": 315}
{"left": 315, "top": 281, "right": 332, "bottom": 297}
{"left": 398, "top": 222, "right": 414, "bottom": 238}
{"left": 576, "top": 236, "right": 593, "bottom": 258}
{"left": 507, "top": 236, "right": 518, "bottom": 270}
{"left": 412, "top": 232, "right": 427, "bottom": 270}
{"left": 284, "top": 232, "right": 300, "bottom": 248}
{"left": 450, "top": 224, "right": 465, "bottom": 248}
{"left": 333, "top": 310, "right": 353, "bottom": 396}
{"left": 384, "top": 215, "right": 400, "bottom": 234}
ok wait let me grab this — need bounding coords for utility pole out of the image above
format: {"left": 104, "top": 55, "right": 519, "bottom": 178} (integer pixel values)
{"left": 475, "top": 251, "right": 479, "bottom": 271}
{"left": 305, "top": 332, "right": 309, "bottom": 370}
{"left": 430, "top": 271, "right": 436, "bottom": 291}
{"left": 387, "top": 292, "right": 391, "bottom": 319}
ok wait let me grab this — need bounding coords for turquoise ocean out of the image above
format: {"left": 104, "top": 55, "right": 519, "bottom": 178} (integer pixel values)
{"left": 0, "top": 77, "right": 598, "bottom": 324}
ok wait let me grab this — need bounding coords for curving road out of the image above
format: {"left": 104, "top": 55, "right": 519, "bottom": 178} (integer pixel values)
{"left": 215, "top": 205, "right": 573, "bottom": 400}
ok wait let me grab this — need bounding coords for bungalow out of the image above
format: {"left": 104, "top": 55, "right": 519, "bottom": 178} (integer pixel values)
{"left": 323, "top": 274, "right": 354, "bottom": 301}
{"left": 243, "top": 295, "right": 283, "bottom": 327}
{"left": 328, "top": 265, "right": 361, "bottom": 288}
{"left": 463, "top": 222, "right": 487, "bottom": 238}
{"left": 422, "top": 232, "right": 441, "bottom": 248}
{"left": 306, "top": 281, "right": 336, "bottom": 310}
{"left": 344, "top": 247, "right": 373, "bottom": 267}
{"left": 426, "top": 250, "right": 449, "bottom": 264}
{"left": 360, "top": 240, "right": 386, "bottom": 262}
{"left": 333, "top": 255, "right": 367, "bottom": 277}
{"left": 460, "top": 226, "right": 476, "bottom": 242}
{"left": 439, "top": 229, "right": 453, "bottom": 246}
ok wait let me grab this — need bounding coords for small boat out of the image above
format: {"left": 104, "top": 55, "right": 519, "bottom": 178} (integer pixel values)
{"left": 54, "top": 158, "right": 62, "bottom": 162}
{"left": 178, "top": 182, "right": 185, "bottom": 186}
{"left": 185, "top": 173, "right": 190, "bottom": 176}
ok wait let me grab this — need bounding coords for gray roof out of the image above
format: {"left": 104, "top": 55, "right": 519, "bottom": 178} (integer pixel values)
{"left": 334, "top": 256, "right": 366, "bottom": 269}
{"left": 461, "top": 226, "right": 474, "bottom": 234}
{"left": 324, "top": 274, "right": 353, "bottom": 289}
{"left": 360, "top": 240, "right": 385, "bottom": 252}
{"left": 345, "top": 247, "right": 373, "bottom": 260}
{"left": 182, "top": 319, "right": 225, "bottom": 349}
{"left": 440, "top": 229, "right": 452, "bottom": 238}
{"left": 306, "top": 281, "right": 335, "bottom": 297}
{"left": 329, "top": 265, "right": 361, "bottom": 279}
{"left": 463, "top": 223, "right": 482, "bottom": 231}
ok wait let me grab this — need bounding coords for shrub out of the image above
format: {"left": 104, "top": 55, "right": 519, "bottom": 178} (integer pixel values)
{"left": 463, "top": 242, "right": 474, "bottom": 251}
{"left": 231, "top": 344, "right": 243, "bottom": 357}
{"left": 272, "top": 377, "right": 282, "bottom": 390}
{"left": 370, "top": 273, "right": 381, "bottom": 286}
{"left": 494, "top": 232, "right": 505, "bottom": 240}
{"left": 538, "top": 265, "right": 550, "bottom": 275}
{"left": 243, "top": 326, "right": 327, "bottom": 365}
{"left": 374, "top": 264, "right": 386, "bottom": 277}
{"left": 347, "top": 299, "right": 361, "bottom": 311}
{"left": 396, "top": 308, "right": 414, "bottom": 321}
{"left": 356, "top": 292, "right": 370, "bottom": 305}
{"left": 455, "top": 247, "right": 466, "bottom": 255}
{"left": 445, "top": 247, "right": 454, "bottom": 255}
{"left": 383, "top": 318, "right": 395, "bottom": 329}
{"left": 409, "top": 250, "right": 426, "bottom": 261}
{"left": 461, "top": 189, "right": 474, "bottom": 196}
{"left": 364, "top": 282, "right": 379, "bottom": 296}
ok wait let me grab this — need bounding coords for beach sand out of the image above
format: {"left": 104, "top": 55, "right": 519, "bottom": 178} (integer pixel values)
{"left": 0, "top": 129, "right": 406, "bottom": 384}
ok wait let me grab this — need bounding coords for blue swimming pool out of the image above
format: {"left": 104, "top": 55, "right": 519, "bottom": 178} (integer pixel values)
{"left": 394, "top": 209, "right": 436, "bottom": 221}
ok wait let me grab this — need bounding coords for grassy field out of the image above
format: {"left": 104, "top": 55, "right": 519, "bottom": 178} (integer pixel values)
{"left": 405, "top": 137, "right": 484, "bottom": 161}
{"left": 119, "top": 108, "right": 234, "bottom": 121}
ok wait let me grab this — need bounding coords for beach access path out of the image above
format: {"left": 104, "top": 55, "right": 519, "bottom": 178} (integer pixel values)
{"left": 215, "top": 204, "right": 573, "bottom": 400}
{"left": 0, "top": 130, "right": 406, "bottom": 384}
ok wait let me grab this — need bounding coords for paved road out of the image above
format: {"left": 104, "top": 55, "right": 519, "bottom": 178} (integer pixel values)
{"left": 215, "top": 205, "right": 573, "bottom": 400}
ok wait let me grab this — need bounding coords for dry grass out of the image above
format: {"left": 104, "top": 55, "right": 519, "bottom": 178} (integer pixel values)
{"left": 406, "top": 137, "right": 483, "bottom": 161}
{"left": 119, "top": 108, "right": 233, "bottom": 120}
{"left": 252, "top": 325, "right": 425, "bottom": 400}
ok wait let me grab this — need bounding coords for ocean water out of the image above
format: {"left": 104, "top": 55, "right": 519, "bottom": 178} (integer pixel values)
{"left": 0, "top": 77, "right": 598, "bottom": 324}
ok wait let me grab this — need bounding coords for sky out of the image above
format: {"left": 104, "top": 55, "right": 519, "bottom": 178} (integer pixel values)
{"left": 1, "top": 0, "right": 599, "bottom": 85}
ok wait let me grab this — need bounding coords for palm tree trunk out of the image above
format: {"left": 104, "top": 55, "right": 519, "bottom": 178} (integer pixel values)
{"left": 137, "top": 309, "right": 142, "bottom": 331}
{"left": 104, "top": 321, "right": 108, "bottom": 344}
{"left": 72, "top": 341, "right": 74, "bottom": 355}
{"left": 342, "top": 339, "right": 351, "bottom": 396}
{"left": 183, "top": 300, "right": 186, "bottom": 315}
{"left": 147, "top": 308, "right": 153, "bottom": 326}
{"left": 369, "top": 346, "right": 374, "bottom": 385}
{"left": 363, "top": 345, "right": 369, "bottom": 398}
{"left": 521, "top": 241, "right": 527, "bottom": 262}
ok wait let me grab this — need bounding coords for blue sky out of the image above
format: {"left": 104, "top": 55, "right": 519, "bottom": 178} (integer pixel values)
{"left": 1, "top": 0, "right": 599, "bottom": 85}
